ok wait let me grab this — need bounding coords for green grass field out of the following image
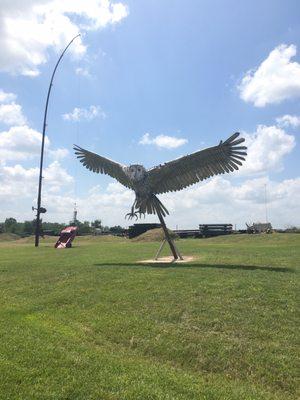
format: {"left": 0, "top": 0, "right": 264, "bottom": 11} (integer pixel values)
{"left": 0, "top": 233, "right": 299, "bottom": 399}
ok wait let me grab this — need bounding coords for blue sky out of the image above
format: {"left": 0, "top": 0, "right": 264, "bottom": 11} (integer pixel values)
{"left": 0, "top": 0, "right": 299, "bottom": 228}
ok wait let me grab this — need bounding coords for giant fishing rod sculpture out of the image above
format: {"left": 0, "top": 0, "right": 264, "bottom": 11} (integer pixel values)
{"left": 74, "top": 132, "right": 247, "bottom": 260}
{"left": 34, "top": 34, "right": 81, "bottom": 247}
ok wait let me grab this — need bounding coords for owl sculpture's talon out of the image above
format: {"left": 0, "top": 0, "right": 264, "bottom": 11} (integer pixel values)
{"left": 125, "top": 212, "right": 139, "bottom": 221}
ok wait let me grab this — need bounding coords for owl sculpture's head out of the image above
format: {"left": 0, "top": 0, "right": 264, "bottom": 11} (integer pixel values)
{"left": 128, "top": 165, "right": 146, "bottom": 181}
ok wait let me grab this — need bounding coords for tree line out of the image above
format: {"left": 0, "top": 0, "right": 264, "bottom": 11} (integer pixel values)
{"left": 0, "top": 218, "right": 125, "bottom": 236}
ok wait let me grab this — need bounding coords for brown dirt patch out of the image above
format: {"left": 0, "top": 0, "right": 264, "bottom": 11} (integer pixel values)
{"left": 139, "top": 255, "right": 195, "bottom": 264}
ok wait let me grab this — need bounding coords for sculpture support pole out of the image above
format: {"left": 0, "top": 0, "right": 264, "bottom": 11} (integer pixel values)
{"left": 34, "top": 34, "right": 80, "bottom": 247}
{"left": 155, "top": 208, "right": 179, "bottom": 260}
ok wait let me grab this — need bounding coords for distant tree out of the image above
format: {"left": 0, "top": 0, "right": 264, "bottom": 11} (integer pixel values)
{"left": 0, "top": 218, "right": 125, "bottom": 236}
{"left": 81, "top": 221, "right": 91, "bottom": 235}
{"left": 71, "top": 220, "right": 92, "bottom": 235}
{"left": 4, "top": 218, "right": 18, "bottom": 233}
{"left": 285, "top": 225, "right": 300, "bottom": 233}
{"left": 91, "top": 219, "right": 102, "bottom": 234}
{"left": 109, "top": 225, "right": 125, "bottom": 234}
{"left": 91, "top": 219, "right": 102, "bottom": 229}
{"left": 43, "top": 221, "right": 65, "bottom": 235}
{"left": 23, "top": 220, "right": 35, "bottom": 235}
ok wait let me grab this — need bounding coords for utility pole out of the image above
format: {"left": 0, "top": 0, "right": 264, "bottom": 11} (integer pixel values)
{"left": 34, "top": 34, "right": 80, "bottom": 247}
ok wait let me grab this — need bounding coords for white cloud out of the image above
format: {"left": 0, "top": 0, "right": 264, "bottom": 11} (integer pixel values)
{"left": 0, "top": 0, "right": 129, "bottom": 76}
{"left": 62, "top": 105, "right": 106, "bottom": 121}
{"left": 0, "top": 161, "right": 73, "bottom": 202}
{"left": 0, "top": 89, "right": 17, "bottom": 103}
{"left": 139, "top": 133, "right": 188, "bottom": 149}
{"left": 238, "top": 44, "right": 300, "bottom": 107}
{"left": 0, "top": 125, "right": 49, "bottom": 161}
{"left": 0, "top": 164, "right": 38, "bottom": 201}
{"left": 0, "top": 89, "right": 26, "bottom": 125}
{"left": 0, "top": 124, "right": 69, "bottom": 162}
{"left": 75, "top": 67, "right": 91, "bottom": 77}
{"left": 48, "top": 148, "right": 70, "bottom": 160}
{"left": 0, "top": 88, "right": 69, "bottom": 163}
{"left": 240, "top": 125, "right": 295, "bottom": 175}
{"left": 0, "top": 103, "right": 27, "bottom": 126}
{"left": 159, "top": 176, "right": 300, "bottom": 229}
{"left": 43, "top": 160, "right": 74, "bottom": 187}
{"left": 276, "top": 114, "right": 300, "bottom": 128}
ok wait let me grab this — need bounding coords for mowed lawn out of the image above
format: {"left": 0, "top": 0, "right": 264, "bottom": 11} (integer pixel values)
{"left": 0, "top": 234, "right": 299, "bottom": 400}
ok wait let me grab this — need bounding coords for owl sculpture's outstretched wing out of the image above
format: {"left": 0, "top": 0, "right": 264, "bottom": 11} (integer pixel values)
{"left": 147, "top": 132, "right": 247, "bottom": 194}
{"left": 73, "top": 145, "right": 132, "bottom": 189}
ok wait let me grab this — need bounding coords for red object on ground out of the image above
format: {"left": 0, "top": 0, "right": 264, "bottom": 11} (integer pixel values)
{"left": 54, "top": 226, "right": 78, "bottom": 249}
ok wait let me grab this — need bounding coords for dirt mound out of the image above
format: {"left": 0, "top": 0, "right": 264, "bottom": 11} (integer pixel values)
{"left": 132, "top": 228, "right": 178, "bottom": 242}
{"left": 0, "top": 233, "right": 20, "bottom": 242}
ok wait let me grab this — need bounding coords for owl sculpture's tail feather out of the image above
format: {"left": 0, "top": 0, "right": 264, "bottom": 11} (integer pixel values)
{"left": 137, "top": 195, "right": 169, "bottom": 217}
{"left": 151, "top": 195, "right": 169, "bottom": 217}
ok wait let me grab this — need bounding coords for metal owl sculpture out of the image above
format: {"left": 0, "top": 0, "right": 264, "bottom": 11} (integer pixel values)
{"left": 74, "top": 132, "right": 247, "bottom": 259}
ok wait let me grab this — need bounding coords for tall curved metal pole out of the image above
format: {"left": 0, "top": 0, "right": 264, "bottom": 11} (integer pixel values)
{"left": 35, "top": 34, "right": 81, "bottom": 247}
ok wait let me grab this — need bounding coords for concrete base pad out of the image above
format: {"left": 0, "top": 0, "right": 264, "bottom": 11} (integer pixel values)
{"left": 139, "top": 255, "right": 194, "bottom": 264}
